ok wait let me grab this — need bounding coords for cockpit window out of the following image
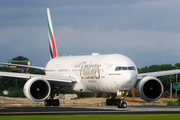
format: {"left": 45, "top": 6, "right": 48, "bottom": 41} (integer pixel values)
{"left": 128, "top": 67, "right": 136, "bottom": 70}
{"left": 122, "top": 67, "right": 127, "bottom": 70}
{"left": 115, "top": 67, "right": 121, "bottom": 71}
{"left": 115, "top": 66, "right": 136, "bottom": 71}
{"left": 128, "top": 67, "right": 133, "bottom": 70}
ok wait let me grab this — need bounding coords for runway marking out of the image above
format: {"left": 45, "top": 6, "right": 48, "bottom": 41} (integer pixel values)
{"left": 66, "top": 106, "right": 125, "bottom": 110}
{"left": 1, "top": 106, "right": 180, "bottom": 116}
{"left": 0, "top": 111, "right": 127, "bottom": 115}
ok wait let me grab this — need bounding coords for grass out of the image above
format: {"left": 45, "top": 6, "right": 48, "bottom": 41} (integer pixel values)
{"left": 0, "top": 115, "right": 180, "bottom": 120}
{"left": 167, "top": 98, "right": 180, "bottom": 106}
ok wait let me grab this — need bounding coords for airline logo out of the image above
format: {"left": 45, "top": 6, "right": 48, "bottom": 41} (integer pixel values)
{"left": 74, "top": 61, "right": 101, "bottom": 79}
{"left": 47, "top": 8, "right": 58, "bottom": 59}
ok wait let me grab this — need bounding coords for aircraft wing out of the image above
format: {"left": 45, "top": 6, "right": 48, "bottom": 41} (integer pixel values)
{"left": 0, "top": 62, "right": 44, "bottom": 70}
{"left": 0, "top": 71, "right": 76, "bottom": 87}
{"left": 137, "top": 69, "right": 180, "bottom": 79}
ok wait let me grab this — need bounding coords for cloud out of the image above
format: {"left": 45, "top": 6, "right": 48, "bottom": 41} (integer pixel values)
{"left": 0, "top": 0, "right": 180, "bottom": 68}
{"left": 54, "top": 26, "right": 180, "bottom": 67}
{"left": 134, "top": 0, "right": 180, "bottom": 10}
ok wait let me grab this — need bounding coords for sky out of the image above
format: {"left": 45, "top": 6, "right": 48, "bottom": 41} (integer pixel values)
{"left": 0, "top": 0, "right": 180, "bottom": 68}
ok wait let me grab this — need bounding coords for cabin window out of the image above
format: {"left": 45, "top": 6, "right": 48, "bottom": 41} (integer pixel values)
{"left": 58, "top": 69, "right": 68, "bottom": 72}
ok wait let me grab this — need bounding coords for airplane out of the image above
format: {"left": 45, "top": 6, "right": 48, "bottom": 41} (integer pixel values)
{"left": 0, "top": 8, "right": 180, "bottom": 108}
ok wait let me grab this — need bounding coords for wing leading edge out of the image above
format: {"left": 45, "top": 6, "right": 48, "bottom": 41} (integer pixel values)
{"left": 0, "top": 71, "right": 76, "bottom": 87}
{"left": 137, "top": 69, "right": 180, "bottom": 79}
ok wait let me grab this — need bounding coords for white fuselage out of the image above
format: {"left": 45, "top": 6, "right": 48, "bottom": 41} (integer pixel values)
{"left": 45, "top": 54, "right": 138, "bottom": 93}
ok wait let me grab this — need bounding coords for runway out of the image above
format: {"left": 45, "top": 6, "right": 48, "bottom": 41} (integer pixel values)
{"left": 0, "top": 106, "right": 180, "bottom": 116}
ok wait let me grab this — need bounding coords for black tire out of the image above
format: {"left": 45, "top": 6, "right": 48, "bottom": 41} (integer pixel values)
{"left": 117, "top": 100, "right": 121, "bottom": 108}
{"left": 117, "top": 103, "right": 121, "bottom": 108}
{"left": 117, "top": 101, "right": 127, "bottom": 108}
{"left": 51, "top": 99, "right": 60, "bottom": 106}
{"left": 106, "top": 99, "right": 113, "bottom": 106}
{"left": 115, "top": 99, "right": 120, "bottom": 106}
{"left": 121, "top": 102, "right": 127, "bottom": 108}
{"left": 44, "top": 100, "right": 51, "bottom": 106}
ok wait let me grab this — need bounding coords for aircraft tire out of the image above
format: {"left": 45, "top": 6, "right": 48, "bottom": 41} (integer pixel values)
{"left": 117, "top": 101, "right": 127, "bottom": 108}
{"left": 121, "top": 102, "right": 127, "bottom": 108}
{"left": 44, "top": 99, "right": 59, "bottom": 106}
{"left": 106, "top": 99, "right": 113, "bottom": 106}
{"left": 51, "top": 99, "right": 60, "bottom": 106}
{"left": 44, "top": 99, "right": 51, "bottom": 106}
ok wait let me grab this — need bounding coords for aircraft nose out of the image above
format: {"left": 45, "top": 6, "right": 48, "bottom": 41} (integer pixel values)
{"left": 115, "top": 71, "right": 137, "bottom": 90}
{"left": 125, "top": 72, "right": 137, "bottom": 83}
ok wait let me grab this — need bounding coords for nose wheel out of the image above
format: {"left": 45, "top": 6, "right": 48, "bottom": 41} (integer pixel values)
{"left": 106, "top": 93, "right": 127, "bottom": 108}
{"left": 117, "top": 101, "right": 127, "bottom": 108}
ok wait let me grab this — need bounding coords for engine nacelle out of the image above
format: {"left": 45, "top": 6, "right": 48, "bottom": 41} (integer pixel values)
{"left": 137, "top": 76, "right": 163, "bottom": 101}
{"left": 23, "top": 77, "right": 51, "bottom": 102}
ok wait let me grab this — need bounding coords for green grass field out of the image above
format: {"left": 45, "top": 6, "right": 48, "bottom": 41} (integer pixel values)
{"left": 1, "top": 115, "right": 180, "bottom": 120}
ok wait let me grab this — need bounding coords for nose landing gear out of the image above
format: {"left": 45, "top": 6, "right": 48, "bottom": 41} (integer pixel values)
{"left": 106, "top": 92, "right": 128, "bottom": 108}
{"left": 117, "top": 98, "right": 127, "bottom": 108}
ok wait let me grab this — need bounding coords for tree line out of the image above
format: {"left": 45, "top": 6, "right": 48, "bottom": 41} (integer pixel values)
{"left": 0, "top": 63, "right": 180, "bottom": 98}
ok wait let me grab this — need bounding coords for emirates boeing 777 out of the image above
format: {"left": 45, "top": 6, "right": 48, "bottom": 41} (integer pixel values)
{"left": 0, "top": 8, "right": 180, "bottom": 108}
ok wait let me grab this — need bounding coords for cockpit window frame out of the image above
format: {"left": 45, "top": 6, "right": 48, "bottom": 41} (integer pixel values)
{"left": 115, "top": 66, "right": 136, "bottom": 71}
{"left": 115, "top": 67, "right": 121, "bottom": 71}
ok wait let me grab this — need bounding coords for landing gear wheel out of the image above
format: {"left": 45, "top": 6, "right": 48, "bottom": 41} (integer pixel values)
{"left": 51, "top": 99, "right": 59, "bottom": 106}
{"left": 117, "top": 101, "right": 127, "bottom": 108}
{"left": 106, "top": 99, "right": 113, "bottom": 106}
{"left": 44, "top": 99, "right": 51, "bottom": 106}
{"left": 117, "top": 103, "right": 121, "bottom": 108}
{"left": 44, "top": 99, "right": 60, "bottom": 106}
{"left": 121, "top": 102, "right": 127, "bottom": 108}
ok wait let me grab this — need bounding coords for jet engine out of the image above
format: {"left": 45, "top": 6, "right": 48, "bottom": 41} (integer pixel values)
{"left": 23, "top": 77, "right": 51, "bottom": 102}
{"left": 137, "top": 76, "right": 163, "bottom": 101}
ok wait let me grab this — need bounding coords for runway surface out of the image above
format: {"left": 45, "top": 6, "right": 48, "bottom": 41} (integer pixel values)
{"left": 0, "top": 106, "right": 180, "bottom": 116}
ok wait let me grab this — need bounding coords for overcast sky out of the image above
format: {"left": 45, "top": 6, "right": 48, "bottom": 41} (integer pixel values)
{"left": 0, "top": 0, "right": 180, "bottom": 68}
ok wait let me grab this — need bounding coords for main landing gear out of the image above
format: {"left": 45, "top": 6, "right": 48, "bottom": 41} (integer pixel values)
{"left": 44, "top": 99, "right": 59, "bottom": 106}
{"left": 106, "top": 93, "right": 127, "bottom": 108}
{"left": 44, "top": 86, "right": 61, "bottom": 106}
